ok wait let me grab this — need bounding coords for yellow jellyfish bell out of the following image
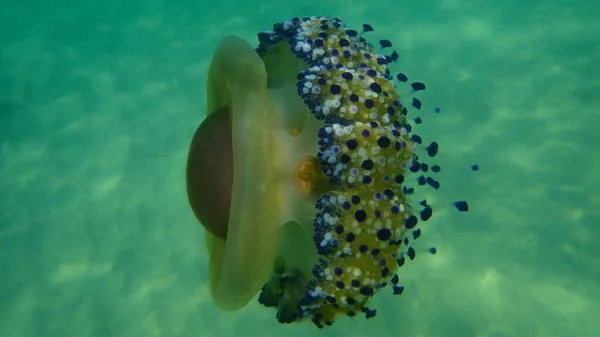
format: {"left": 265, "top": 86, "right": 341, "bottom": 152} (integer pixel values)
{"left": 186, "top": 35, "right": 322, "bottom": 311}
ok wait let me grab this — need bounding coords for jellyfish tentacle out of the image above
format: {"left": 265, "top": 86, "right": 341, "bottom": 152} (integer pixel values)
{"left": 254, "top": 16, "right": 422, "bottom": 326}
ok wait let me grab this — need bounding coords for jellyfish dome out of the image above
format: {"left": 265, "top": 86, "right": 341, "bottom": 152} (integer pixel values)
{"left": 186, "top": 16, "right": 470, "bottom": 328}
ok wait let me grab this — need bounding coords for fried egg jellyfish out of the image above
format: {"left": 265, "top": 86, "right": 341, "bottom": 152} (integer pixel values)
{"left": 186, "top": 16, "right": 471, "bottom": 328}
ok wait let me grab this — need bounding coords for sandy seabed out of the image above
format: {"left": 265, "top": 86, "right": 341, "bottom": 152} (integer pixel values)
{"left": 1, "top": 1, "right": 599, "bottom": 337}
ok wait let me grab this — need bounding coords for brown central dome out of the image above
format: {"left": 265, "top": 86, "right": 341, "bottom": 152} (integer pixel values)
{"left": 186, "top": 106, "right": 233, "bottom": 239}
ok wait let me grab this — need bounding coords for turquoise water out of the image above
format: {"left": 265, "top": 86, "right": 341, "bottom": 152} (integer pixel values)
{"left": 1, "top": 0, "right": 599, "bottom": 336}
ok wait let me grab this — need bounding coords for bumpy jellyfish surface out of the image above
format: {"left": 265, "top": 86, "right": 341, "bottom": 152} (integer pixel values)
{"left": 187, "top": 16, "right": 468, "bottom": 329}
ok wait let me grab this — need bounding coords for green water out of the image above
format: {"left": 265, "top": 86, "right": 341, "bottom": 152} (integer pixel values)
{"left": 1, "top": 0, "right": 598, "bottom": 336}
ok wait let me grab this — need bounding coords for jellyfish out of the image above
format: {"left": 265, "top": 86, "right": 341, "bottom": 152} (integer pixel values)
{"left": 186, "top": 16, "right": 472, "bottom": 328}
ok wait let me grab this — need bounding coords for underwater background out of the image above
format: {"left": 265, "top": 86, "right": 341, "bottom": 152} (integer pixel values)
{"left": 1, "top": 0, "right": 599, "bottom": 336}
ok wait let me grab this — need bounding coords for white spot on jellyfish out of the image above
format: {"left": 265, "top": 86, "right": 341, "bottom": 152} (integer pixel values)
{"left": 395, "top": 228, "right": 403, "bottom": 239}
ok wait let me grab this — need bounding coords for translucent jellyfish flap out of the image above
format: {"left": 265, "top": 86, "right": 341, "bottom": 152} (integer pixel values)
{"left": 250, "top": 16, "right": 470, "bottom": 328}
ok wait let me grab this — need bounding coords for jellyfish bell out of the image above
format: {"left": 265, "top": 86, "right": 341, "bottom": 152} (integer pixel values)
{"left": 186, "top": 105, "right": 232, "bottom": 239}
{"left": 185, "top": 35, "right": 323, "bottom": 311}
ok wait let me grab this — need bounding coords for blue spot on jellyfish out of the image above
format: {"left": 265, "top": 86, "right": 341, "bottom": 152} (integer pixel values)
{"left": 185, "top": 16, "right": 474, "bottom": 329}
